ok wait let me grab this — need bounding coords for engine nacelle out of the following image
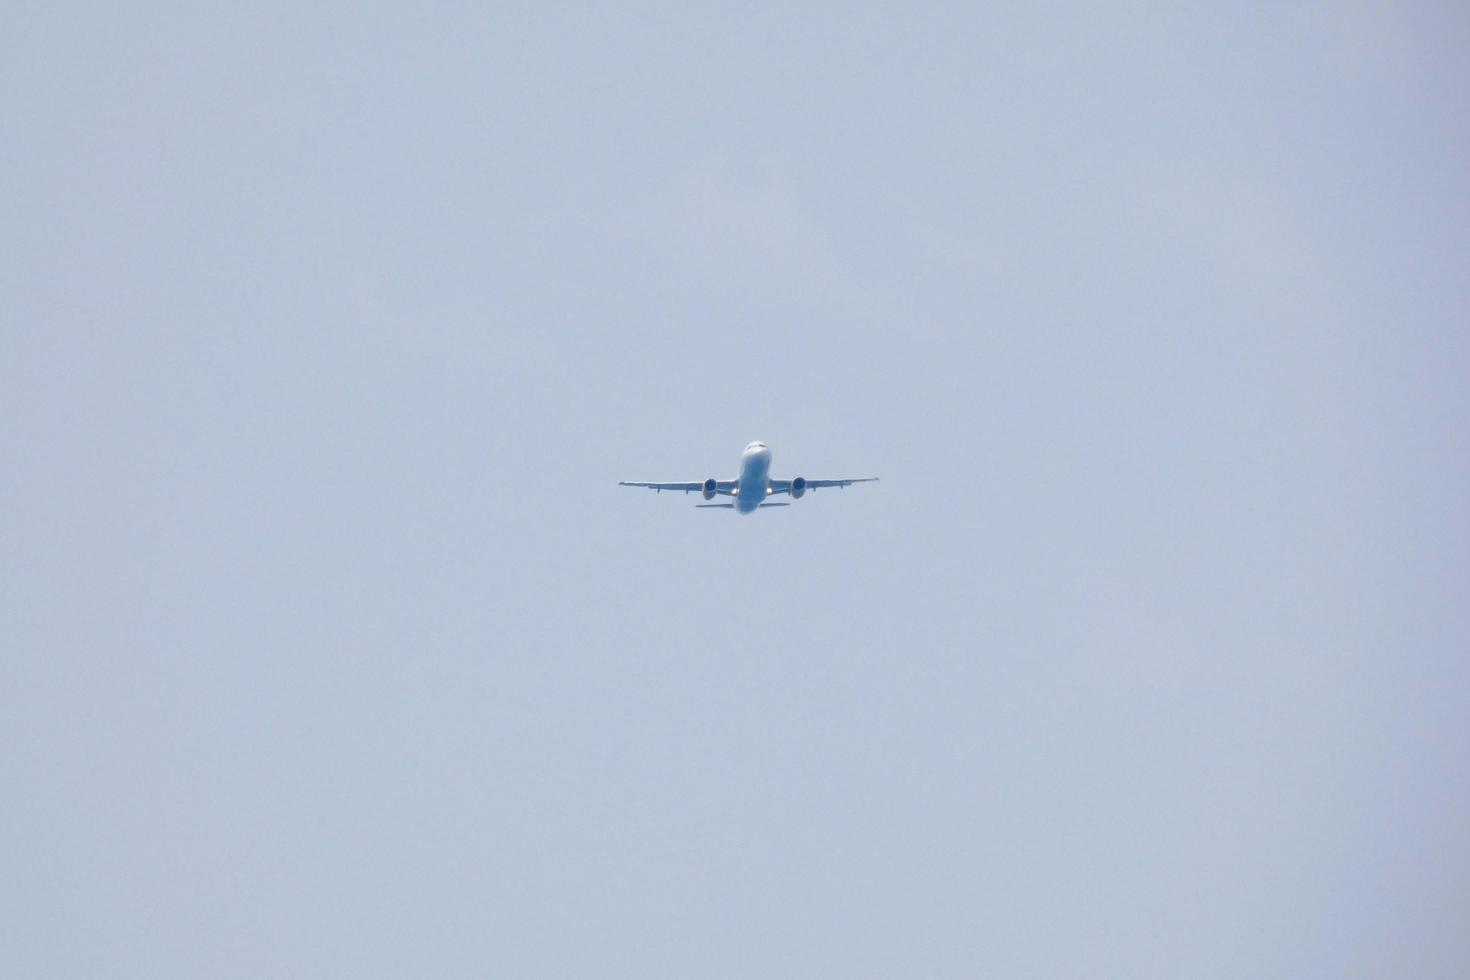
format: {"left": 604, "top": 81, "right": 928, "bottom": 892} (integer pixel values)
{"left": 702, "top": 478, "right": 718, "bottom": 500}
{"left": 791, "top": 476, "right": 807, "bottom": 500}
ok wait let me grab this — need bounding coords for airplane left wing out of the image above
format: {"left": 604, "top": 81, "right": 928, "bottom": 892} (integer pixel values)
{"left": 619, "top": 480, "right": 737, "bottom": 495}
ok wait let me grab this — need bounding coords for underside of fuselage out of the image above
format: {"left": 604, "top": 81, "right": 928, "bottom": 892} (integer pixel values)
{"left": 735, "top": 442, "right": 773, "bottom": 514}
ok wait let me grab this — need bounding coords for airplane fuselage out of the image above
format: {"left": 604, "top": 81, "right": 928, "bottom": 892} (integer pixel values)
{"left": 734, "top": 442, "right": 772, "bottom": 514}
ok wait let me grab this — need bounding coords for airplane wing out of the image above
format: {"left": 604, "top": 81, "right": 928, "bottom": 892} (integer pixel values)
{"left": 619, "top": 480, "right": 738, "bottom": 496}
{"left": 768, "top": 477, "right": 879, "bottom": 495}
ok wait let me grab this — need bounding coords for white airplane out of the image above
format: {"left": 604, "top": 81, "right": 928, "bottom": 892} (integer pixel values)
{"left": 620, "top": 441, "right": 878, "bottom": 514}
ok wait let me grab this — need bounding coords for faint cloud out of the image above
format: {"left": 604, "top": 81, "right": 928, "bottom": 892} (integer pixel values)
{"left": 643, "top": 161, "right": 854, "bottom": 302}
{"left": 1142, "top": 169, "right": 1320, "bottom": 305}
{"left": 1284, "top": 2, "right": 1419, "bottom": 80}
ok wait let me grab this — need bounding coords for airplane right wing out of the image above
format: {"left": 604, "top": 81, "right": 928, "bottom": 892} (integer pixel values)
{"left": 767, "top": 477, "right": 879, "bottom": 495}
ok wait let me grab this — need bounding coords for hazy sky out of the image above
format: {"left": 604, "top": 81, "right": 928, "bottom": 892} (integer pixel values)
{"left": 4, "top": 4, "right": 1468, "bottom": 977}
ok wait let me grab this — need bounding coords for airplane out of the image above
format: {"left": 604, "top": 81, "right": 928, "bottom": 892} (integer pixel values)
{"left": 620, "top": 441, "right": 878, "bottom": 514}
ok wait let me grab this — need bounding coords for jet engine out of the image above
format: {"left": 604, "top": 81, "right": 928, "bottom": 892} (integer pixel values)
{"left": 702, "top": 478, "right": 718, "bottom": 500}
{"left": 791, "top": 476, "right": 807, "bottom": 499}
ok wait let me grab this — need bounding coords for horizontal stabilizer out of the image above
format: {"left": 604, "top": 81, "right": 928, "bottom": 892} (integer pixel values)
{"left": 693, "top": 502, "right": 791, "bottom": 509}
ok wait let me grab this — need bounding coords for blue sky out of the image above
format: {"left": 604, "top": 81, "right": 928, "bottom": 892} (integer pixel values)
{"left": 4, "top": 5, "right": 1468, "bottom": 976}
